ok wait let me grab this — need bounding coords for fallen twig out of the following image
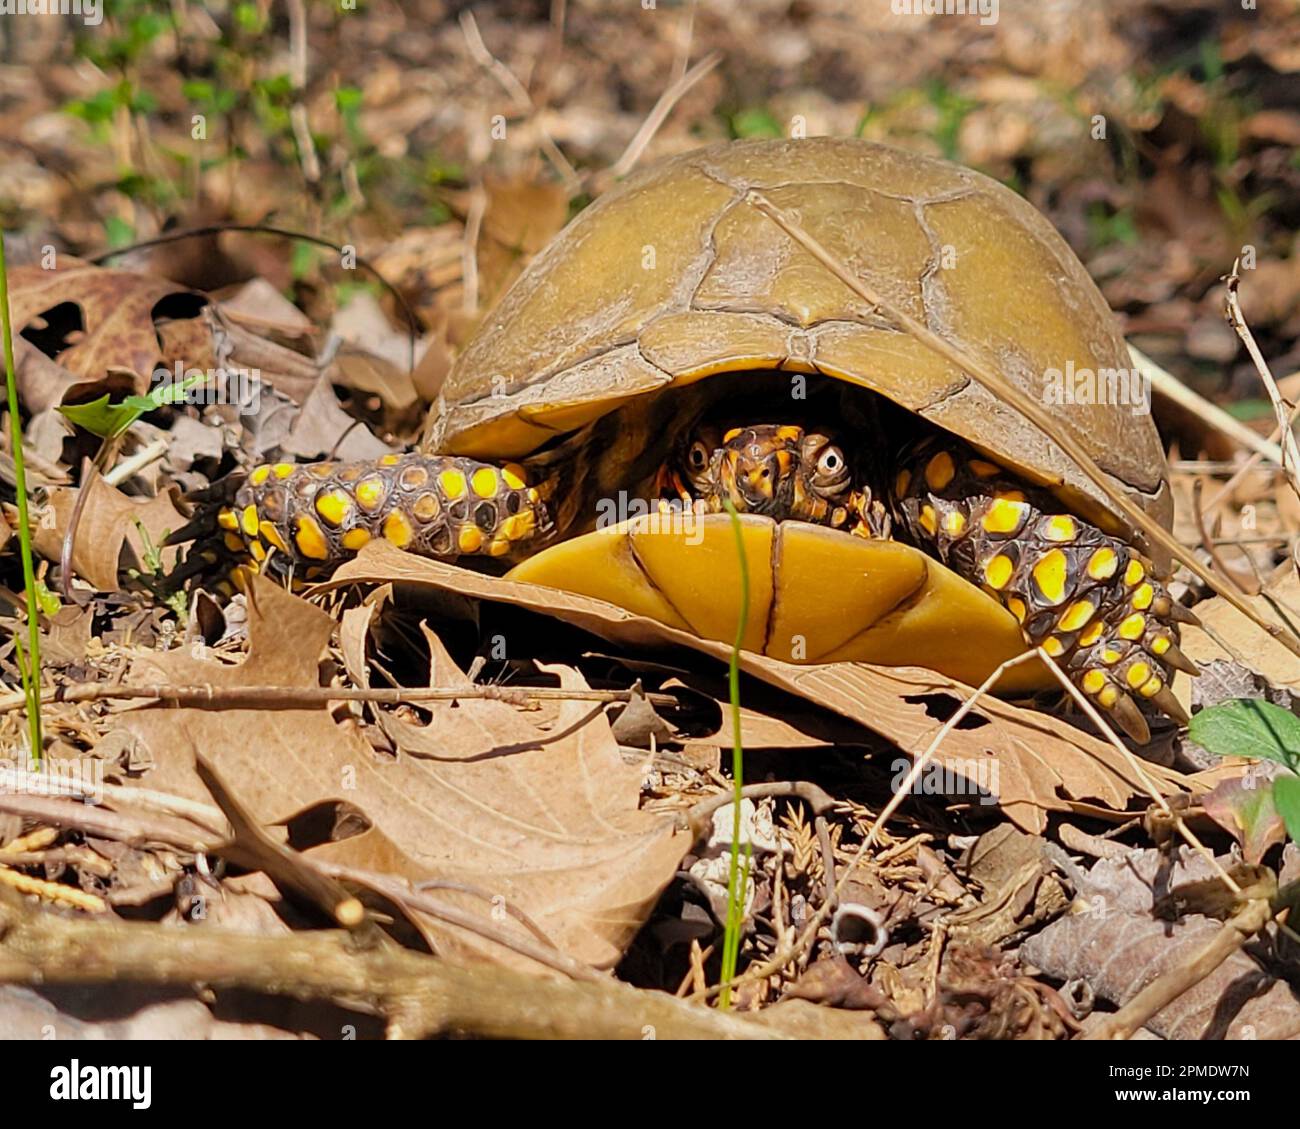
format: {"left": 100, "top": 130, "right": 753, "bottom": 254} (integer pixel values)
{"left": 0, "top": 680, "right": 680, "bottom": 714}
{"left": 1132, "top": 344, "right": 1285, "bottom": 467}
{"left": 0, "top": 889, "right": 784, "bottom": 1040}
{"left": 1225, "top": 262, "right": 1300, "bottom": 501}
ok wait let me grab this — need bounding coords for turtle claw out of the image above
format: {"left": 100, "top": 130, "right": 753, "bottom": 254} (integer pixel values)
{"left": 1165, "top": 601, "right": 1201, "bottom": 626}
{"left": 1160, "top": 641, "right": 1200, "bottom": 676}
{"left": 165, "top": 545, "right": 220, "bottom": 584}
{"left": 163, "top": 471, "right": 247, "bottom": 549}
{"left": 1107, "top": 692, "right": 1151, "bottom": 744}
{"left": 1148, "top": 684, "right": 1190, "bottom": 727}
{"left": 163, "top": 512, "right": 220, "bottom": 548}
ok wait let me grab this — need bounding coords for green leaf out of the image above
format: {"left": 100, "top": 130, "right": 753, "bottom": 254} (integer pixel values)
{"left": 1273, "top": 775, "right": 1300, "bottom": 844}
{"left": 335, "top": 87, "right": 363, "bottom": 113}
{"left": 57, "top": 394, "right": 140, "bottom": 439}
{"left": 290, "top": 241, "right": 321, "bottom": 280}
{"left": 234, "top": 2, "right": 265, "bottom": 33}
{"left": 140, "top": 369, "right": 207, "bottom": 409}
{"left": 182, "top": 79, "right": 216, "bottom": 103}
{"left": 63, "top": 89, "right": 119, "bottom": 124}
{"left": 254, "top": 73, "right": 295, "bottom": 103}
{"left": 1188, "top": 699, "right": 1300, "bottom": 772}
{"left": 55, "top": 371, "right": 207, "bottom": 439}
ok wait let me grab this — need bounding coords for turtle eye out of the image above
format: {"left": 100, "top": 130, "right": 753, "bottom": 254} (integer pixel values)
{"left": 817, "top": 448, "right": 844, "bottom": 475}
{"left": 687, "top": 441, "right": 710, "bottom": 471}
{"left": 811, "top": 442, "right": 851, "bottom": 495}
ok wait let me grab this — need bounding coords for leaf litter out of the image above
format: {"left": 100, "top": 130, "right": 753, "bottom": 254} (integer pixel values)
{"left": 2, "top": 0, "right": 1300, "bottom": 1041}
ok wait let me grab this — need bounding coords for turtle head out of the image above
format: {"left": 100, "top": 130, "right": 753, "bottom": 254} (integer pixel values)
{"left": 670, "top": 422, "right": 860, "bottom": 528}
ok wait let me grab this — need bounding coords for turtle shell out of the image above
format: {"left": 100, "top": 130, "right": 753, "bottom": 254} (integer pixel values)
{"left": 424, "top": 138, "right": 1171, "bottom": 688}
{"left": 428, "top": 137, "right": 1170, "bottom": 542}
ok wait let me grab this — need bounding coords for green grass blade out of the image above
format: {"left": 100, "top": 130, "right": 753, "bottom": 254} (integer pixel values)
{"left": 718, "top": 499, "right": 752, "bottom": 1009}
{"left": 0, "top": 233, "right": 44, "bottom": 765}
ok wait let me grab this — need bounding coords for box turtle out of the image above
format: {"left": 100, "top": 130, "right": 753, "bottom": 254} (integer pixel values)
{"left": 175, "top": 138, "right": 1198, "bottom": 742}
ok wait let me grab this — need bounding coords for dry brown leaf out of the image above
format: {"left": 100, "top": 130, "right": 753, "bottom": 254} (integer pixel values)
{"left": 327, "top": 291, "right": 420, "bottom": 413}
{"left": 471, "top": 174, "right": 571, "bottom": 312}
{"left": 31, "top": 474, "right": 187, "bottom": 591}
{"left": 218, "top": 278, "right": 317, "bottom": 342}
{"left": 326, "top": 541, "right": 1196, "bottom": 832}
{"left": 1178, "top": 564, "right": 1300, "bottom": 697}
{"left": 1022, "top": 850, "right": 1300, "bottom": 1039}
{"left": 276, "top": 373, "right": 395, "bottom": 462}
{"left": 41, "top": 603, "right": 95, "bottom": 666}
{"left": 9, "top": 259, "right": 209, "bottom": 387}
{"left": 736, "top": 661, "right": 1193, "bottom": 832}
{"left": 117, "top": 577, "right": 686, "bottom": 969}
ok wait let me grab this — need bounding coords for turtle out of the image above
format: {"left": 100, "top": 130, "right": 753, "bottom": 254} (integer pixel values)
{"left": 172, "top": 138, "right": 1199, "bottom": 743}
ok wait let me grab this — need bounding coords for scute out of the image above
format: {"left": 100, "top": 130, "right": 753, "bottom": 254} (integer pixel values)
{"left": 431, "top": 137, "right": 1169, "bottom": 539}
{"left": 507, "top": 515, "right": 1049, "bottom": 690}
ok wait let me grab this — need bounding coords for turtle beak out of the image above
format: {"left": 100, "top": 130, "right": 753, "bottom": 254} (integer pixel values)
{"left": 727, "top": 447, "right": 791, "bottom": 513}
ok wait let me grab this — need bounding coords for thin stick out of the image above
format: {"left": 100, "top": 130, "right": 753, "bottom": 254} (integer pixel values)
{"left": 603, "top": 53, "right": 721, "bottom": 184}
{"left": 1191, "top": 478, "right": 1259, "bottom": 596}
{"left": 867, "top": 651, "right": 1039, "bottom": 849}
{"left": 696, "top": 651, "right": 1040, "bottom": 1002}
{"left": 0, "top": 890, "right": 784, "bottom": 1041}
{"left": 458, "top": 10, "right": 580, "bottom": 194}
{"left": 285, "top": 0, "right": 320, "bottom": 186}
{"left": 0, "top": 680, "right": 680, "bottom": 714}
{"left": 1225, "top": 262, "right": 1300, "bottom": 498}
{"left": 1033, "top": 646, "right": 1240, "bottom": 896}
{"left": 103, "top": 438, "right": 168, "bottom": 487}
{"left": 1131, "top": 345, "right": 1284, "bottom": 466}
{"left": 460, "top": 182, "right": 486, "bottom": 318}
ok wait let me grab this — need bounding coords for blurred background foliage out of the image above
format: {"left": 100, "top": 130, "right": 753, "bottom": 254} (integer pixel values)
{"left": 0, "top": 0, "right": 1296, "bottom": 414}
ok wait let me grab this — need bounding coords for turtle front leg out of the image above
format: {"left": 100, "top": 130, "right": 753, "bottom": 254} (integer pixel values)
{"left": 894, "top": 437, "right": 1197, "bottom": 743}
{"left": 169, "top": 452, "right": 553, "bottom": 582}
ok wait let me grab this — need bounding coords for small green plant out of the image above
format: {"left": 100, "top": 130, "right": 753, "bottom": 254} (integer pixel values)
{"left": 1188, "top": 699, "right": 1300, "bottom": 849}
{"left": 1086, "top": 203, "right": 1139, "bottom": 250}
{"left": 924, "top": 79, "right": 974, "bottom": 161}
{"left": 57, "top": 370, "right": 207, "bottom": 440}
{"left": 182, "top": 79, "right": 239, "bottom": 118}
{"left": 32, "top": 580, "right": 61, "bottom": 619}
{"left": 718, "top": 499, "right": 752, "bottom": 1010}
{"left": 72, "top": 0, "right": 169, "bottom": 72}
{"left": 128, "top": 520, "right": 188, "bottom": 619}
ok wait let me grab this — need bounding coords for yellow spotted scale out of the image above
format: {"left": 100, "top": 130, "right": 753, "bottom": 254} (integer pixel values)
{"left": 895, "top": 436, "right": 1197, "bottom": 743}
{"left": 172, "top": 452, "right": 551, "bottom": 590}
